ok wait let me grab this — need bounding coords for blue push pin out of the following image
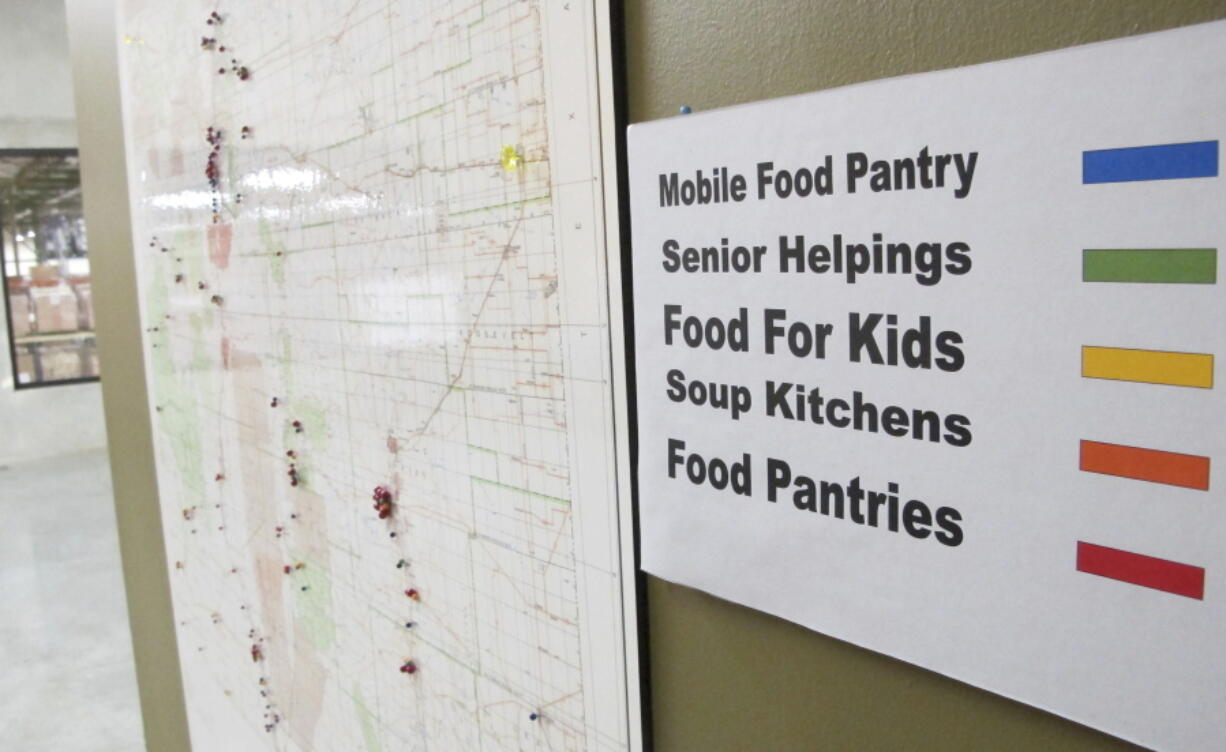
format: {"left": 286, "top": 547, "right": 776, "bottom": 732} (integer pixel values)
{"left": 679, "top": 105, "right": 691, "bottom": 115}
{"left": 529, "top": 711, "right": 540, "bottom": 721}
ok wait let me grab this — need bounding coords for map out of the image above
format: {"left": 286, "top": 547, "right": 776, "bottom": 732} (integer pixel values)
{"left": 118, "top": 1, "right": 635, "bottom": 749}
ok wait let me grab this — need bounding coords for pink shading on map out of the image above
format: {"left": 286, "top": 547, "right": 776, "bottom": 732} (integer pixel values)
{"left": 208, "top": 223, "right": 232, "bottom": 269}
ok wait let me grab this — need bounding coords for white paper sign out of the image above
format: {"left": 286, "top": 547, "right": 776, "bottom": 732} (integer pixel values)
{"left": 628, "top": 21, "right": 1226, "bottom": 751}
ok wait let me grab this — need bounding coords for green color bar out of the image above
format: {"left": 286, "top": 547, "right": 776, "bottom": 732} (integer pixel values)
{"left": 1083, "top": 248, "right": 1216, "bottom": 284}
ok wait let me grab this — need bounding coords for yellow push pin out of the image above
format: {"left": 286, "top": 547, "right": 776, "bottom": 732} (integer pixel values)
{"left": 500, "top": 145, "right": 522, "bottom": 171}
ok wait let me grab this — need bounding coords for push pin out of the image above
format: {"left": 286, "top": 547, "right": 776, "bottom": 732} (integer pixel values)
{"left": 405, "top": 588, "right": 420, "bottom": 600}
{"left": 404, "top": 621, "right": 415, "bottom": 629}
{"left": 237, "top": 66, "right": 251, "bottom": 81}
{"left": 529, "top": 712, "right": 541, "bottom": 721}
{"left": 215, "top": 472, "right": 224, "bottom": 482}
{"left": 399, "top": 660, "right": 417, "bottom": 675}
{"left": 241, "top": 126, "right": 251, "bottom": 139}
{"left": 251, "top": 644, "right": 263, "bottom": 662}
{"left": 396, "top": 558, "right": 408, "bottom": 569}
{"left": 292, "top": 420, "right": 303, "bottom": 433}
{"left": 210, "top": 294, "right": 224, "bottom": 306}
{"left": 174, "top": 274, "right": 184, "bottom": 283}
{"left": 286, "top": 450, "right": 295, "bottom": 458}
{"left": 270, "top": 397, "right": 279, "bottom": 407}
{"left": 198, "top": 281, "right": 207, "bottom": 290}
{"left": 283, "top": 565, "right": 292, "bottom": 574}
{"left": 679, "top": 105, "right": 692, "bottom": 115}
{"left": 372, "top": 486, "right": 393, "bottom": 519}
{"left": 500, "top": 145, "right": 522, "bottom": 171}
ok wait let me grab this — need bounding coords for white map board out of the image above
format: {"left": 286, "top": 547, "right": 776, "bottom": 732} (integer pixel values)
{"left": 629, "top": 22, "right": 1225, "bottom": 751}
{"left": 118, "top": 1, "right": 638, "bottom": 750}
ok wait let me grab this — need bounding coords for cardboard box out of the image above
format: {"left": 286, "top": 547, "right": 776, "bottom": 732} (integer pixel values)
{"left": 28, "top": 264, "right": 59, "bottom": 284}
{"left": 39, "top": 344, "right": 83, "bottom": 381}
{"left": 30, "top": 283, "right": 79, "bottom": 334}
{"left": 8, "top": 286, "right": 32, "bottom": 338}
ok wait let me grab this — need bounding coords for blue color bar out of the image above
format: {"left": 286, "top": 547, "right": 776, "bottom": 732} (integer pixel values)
{"left": 1083, "top": 140, "right": 1218, "bottom": 184}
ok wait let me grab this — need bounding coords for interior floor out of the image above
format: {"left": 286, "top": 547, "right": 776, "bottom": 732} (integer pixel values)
{"left": 0, "top": 448, "right": 145, "bottom": 751}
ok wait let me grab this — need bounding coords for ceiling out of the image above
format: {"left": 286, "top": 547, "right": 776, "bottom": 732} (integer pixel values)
{"left": 0, "top": 152, "right": 83, "bottom": 230}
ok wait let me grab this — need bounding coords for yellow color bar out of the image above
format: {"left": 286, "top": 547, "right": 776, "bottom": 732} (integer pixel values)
{"left": 1082, "top": 346, "right": 1214, "bottom": 388}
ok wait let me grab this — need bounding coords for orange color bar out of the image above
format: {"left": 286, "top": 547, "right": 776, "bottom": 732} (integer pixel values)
{"left": 1080, "top": 440, "right": 1210, "bottom": 490}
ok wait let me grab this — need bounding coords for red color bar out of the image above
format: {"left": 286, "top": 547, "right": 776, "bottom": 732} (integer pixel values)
{"left": 1077, "top": 541, "right": 1205, "bottom": 599}
{"left": 1080, "top": 440, "right": 1210, "bottom": 490}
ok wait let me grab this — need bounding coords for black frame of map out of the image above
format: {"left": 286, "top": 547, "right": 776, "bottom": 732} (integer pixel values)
{"left": 608, "top": 2, "right": 655, "bottom": 748}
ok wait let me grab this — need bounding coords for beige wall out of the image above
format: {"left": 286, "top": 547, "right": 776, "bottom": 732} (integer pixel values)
{"left": 625, "top": 1, "right": 1226, "bottom": 750}
{"left": 65, "top": 0, "right": 191, "bottom": 749}
{"left": 0, "top": 0, "right": 106, "bottom": 466}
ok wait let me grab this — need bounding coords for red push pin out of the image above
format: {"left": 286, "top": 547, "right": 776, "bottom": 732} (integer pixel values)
{"left": 283, "top": 565, "right": 292, "bottom": 574}
{"left": 270, "top": 397, "right": 279, "bottom": 407}
{"left": 372, "top": 486, "right": 393, "bottom": 519}
{"left": 405, "top": 588, "right": 420, "bottom": 600}
{"left": 399, "top": 660, "right": 417, "bottom": 675}
{"left": 292, "top": 420, "right": 303, "bottom": 433}
{"left": 251, "top": 644, "right": 263, "bottom": 662}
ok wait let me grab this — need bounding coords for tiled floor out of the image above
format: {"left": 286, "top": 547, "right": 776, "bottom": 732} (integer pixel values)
{"left": 0, "top": 449, "right": 145, "bottom": 751}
